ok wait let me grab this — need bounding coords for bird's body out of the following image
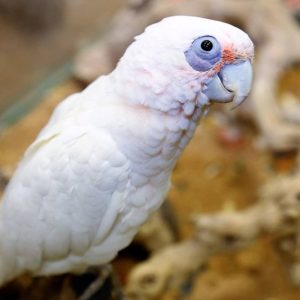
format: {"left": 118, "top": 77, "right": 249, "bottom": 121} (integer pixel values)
{"left": 0, "top": 77, "right": 199, "bottom": 281}
{"left": 0, "top": 16, "right": 254, "bottom": 285}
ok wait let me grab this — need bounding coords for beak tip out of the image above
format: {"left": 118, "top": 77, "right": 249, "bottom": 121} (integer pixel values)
{"left": 202, "top": 59, "right": 253, "bottom": 108}
{"left": 232, "top": 95, "right": 248, "bottom": 109}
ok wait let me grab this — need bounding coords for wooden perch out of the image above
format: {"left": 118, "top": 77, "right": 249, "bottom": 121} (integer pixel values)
{"left": 125, "top": 238, "right": 209, "bottom": 300}
{"left": 194, "top": 173, "right": 300, "bottom": 285}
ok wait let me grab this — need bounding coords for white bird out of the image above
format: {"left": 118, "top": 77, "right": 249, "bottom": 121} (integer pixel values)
{"left": 0, "top": 16, "right": 254, "bottom": 285}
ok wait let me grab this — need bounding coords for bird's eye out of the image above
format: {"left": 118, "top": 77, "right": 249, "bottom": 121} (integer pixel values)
{"left": 201, "top": 40, "right": 213, "bottom": 51}
{"left": 185, "top": 35, "right": 221, "bottom": 71}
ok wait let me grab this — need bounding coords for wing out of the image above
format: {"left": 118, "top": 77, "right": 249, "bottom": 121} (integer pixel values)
{"left": 1, "top": 122, "right": 131, "bottom": 277}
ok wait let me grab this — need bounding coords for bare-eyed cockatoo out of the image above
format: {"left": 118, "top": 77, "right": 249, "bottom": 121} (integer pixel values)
{"left": 0, "top": 16, "right": 254, "bottom": 286}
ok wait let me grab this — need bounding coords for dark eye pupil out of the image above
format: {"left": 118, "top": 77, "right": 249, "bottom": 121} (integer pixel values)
{"left": 201, "top": 40, "right": 213, "bottom": 51}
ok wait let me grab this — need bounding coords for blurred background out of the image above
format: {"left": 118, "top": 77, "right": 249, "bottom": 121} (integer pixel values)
{"left": 0, "top": 0, "right": 124, "bottom": 122}
{"left": 1, "top": 1, "right": 300, "bottom": 300}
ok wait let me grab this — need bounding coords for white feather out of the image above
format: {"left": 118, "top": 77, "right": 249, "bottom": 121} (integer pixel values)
{"left": 0, "top": 16, "right": 254, "bottom": 285}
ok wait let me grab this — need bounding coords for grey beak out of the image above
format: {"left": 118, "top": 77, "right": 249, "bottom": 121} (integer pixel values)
{"left": 202, "top": 60, "right": 253, "bottom": 107}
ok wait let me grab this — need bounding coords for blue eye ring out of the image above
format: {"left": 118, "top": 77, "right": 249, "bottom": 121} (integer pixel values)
{"left": 185, "top": 35, "right": 222, "bottom": 71}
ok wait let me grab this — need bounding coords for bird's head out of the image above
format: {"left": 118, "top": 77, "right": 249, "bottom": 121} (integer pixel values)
{"left": 114, "top": 16, "right": 254, "bottom": 114}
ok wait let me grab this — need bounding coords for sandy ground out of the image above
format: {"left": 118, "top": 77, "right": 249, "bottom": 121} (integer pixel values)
{"left": 0, "top": 74, "right": 300, "bottom": 300}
